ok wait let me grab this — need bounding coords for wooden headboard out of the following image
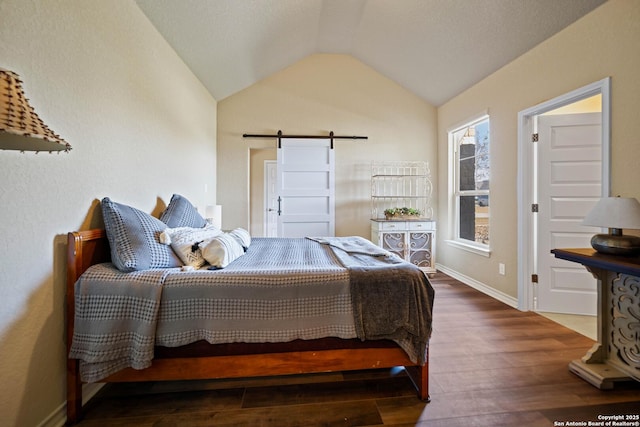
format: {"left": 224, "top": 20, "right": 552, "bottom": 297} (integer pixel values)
{"left": 67, "top": 229, "right": 110, "bottom": 285}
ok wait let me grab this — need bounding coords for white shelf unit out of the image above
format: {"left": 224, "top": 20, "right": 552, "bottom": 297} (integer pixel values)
{"left": 370, "top": 161, "right": 433, "bottom": 220}
{"left": 370, "top": 161, "right": 436, "bottom": 273}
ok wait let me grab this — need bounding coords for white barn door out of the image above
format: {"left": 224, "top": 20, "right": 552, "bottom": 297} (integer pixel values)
{"left": 276, "top": 138, "right": 335, "bottom": 237}
{"left": 537, "top": 112, "right": 601, "bottom": 315}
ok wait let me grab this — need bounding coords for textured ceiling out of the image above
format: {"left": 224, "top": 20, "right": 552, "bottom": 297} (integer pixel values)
{"left": 135, "top": 0, "right": 606, "bottom": 106}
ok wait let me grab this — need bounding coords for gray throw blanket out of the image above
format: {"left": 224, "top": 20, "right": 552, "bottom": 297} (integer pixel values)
{"left": 307, "top": 236, "right": 390, "bottom": 256}
{"left": 312, "top": 236, "right": 435, "bottom": 364}
{"left": 350, "top": 259, "right": 434, "bottom": 364}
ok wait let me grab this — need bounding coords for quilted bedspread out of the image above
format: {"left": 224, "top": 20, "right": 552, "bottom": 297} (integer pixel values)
{"left": 70, "top": 237, "right": 434, "bottom": 382}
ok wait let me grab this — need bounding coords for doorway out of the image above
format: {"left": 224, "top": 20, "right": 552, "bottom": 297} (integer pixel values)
{"left": 517, "top": 78, "right": 611, "bottom": 315}
{"left": 249, "top": 148, "right": 276, "bottom": 237}
{"left": 264, "top": 160, "right": 277, "bottom": 237}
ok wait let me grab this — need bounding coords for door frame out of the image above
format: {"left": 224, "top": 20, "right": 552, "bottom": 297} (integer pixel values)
{"left": 516, "top": 77, "right": 611, "bottom": 311}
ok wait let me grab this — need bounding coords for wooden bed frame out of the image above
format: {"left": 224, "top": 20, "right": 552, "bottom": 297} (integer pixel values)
{"left": 66, "top": 229, "right": 430, "bottom": 423}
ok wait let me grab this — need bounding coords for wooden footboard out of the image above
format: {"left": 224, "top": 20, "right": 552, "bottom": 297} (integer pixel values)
{"left": 66, "top": 230, "right": 430, "bottom": 424}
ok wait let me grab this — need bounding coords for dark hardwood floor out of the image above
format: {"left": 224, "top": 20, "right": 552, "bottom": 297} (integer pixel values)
{"left": 73, "top": 272, "right": 640, "bottom": 426}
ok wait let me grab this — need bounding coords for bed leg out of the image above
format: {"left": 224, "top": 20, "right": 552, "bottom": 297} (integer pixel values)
{"left": 66, "top": 358, "right": 82, "bottom": 425}
{"left": 404, "top": 363, "right": 430, "bottom": 402}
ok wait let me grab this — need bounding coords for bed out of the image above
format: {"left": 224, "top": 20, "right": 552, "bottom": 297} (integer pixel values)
{"left": 65, "top": 196, "right": 434, "bottom": 423}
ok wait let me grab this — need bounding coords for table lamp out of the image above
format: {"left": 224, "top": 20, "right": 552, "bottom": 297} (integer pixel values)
{"left": 582, "top": 196, "right": 640, "bottom": 256}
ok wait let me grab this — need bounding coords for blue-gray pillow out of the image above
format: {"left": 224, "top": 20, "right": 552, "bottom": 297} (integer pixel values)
{"left": 160, "top": 194, "right": 206, "bottom": 228}
{"left": 101, "top": 197, "right": 182, "bottom": 271}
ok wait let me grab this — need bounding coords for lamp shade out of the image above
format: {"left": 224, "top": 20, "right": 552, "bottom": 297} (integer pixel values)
{"left": 582, "top": 197, "right": 640, "bottom": 230}
{"left": 0, "top": 68, "right": 71, "bottom": 152}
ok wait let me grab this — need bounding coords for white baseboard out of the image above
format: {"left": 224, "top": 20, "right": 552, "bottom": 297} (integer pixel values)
{"left": 38, "top": 383, "right": 104, "bottom": 427}
{"left": 37, "top": 404, "right": 65, "bottom": 427}
{"left": 435, "top": 263, "right": 519, "bottom": 309}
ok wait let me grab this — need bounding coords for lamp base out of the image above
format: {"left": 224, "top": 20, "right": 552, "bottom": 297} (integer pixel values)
{"left": 591, "top": 233, "right": 640, "bottom": 256}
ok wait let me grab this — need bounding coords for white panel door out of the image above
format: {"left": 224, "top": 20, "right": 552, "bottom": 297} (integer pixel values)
{"left": 276, "top": 139, "right": 335, "bottom": 237}
{"left": 537, "top": 113, "right": 601, "bottom": 315}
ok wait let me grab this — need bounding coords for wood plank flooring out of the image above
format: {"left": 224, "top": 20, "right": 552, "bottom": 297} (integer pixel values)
{"left": 73, "top": 272, "right": 640, "bottom": 426}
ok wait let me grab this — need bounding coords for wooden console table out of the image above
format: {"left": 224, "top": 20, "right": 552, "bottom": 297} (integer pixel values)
{"left": 551, "top": 248, "right": 640, "bottom": 389}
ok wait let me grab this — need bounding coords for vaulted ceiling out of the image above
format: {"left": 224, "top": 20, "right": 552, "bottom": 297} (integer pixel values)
{"left": 135, "top": 0, "right": 605, "bottom": 106}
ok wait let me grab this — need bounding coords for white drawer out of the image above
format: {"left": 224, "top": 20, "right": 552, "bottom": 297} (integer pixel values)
{"left": 407, "top": 221, "right": 435, "bottom": 231}
{"left": 377, "top": 221, "right": 407, "bottom": 231}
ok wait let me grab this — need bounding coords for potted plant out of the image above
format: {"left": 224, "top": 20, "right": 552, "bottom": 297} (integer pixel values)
{"left": 384, "top": 207, "right": 421, "bottom": 220}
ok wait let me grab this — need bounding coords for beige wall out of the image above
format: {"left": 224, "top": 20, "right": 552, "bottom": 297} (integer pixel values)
{"left": 218, "top": 54, "right": 438, "bottom": 238}
{"left": 436, "top": 0, "right": 640, "bottom": 298}
{"left": 0, "top": 1, "right": 217, "bottom": 425}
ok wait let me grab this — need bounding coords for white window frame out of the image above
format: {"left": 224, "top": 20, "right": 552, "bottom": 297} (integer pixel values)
{"left": 446, "top": 113, "right": 491, "bottom": 257}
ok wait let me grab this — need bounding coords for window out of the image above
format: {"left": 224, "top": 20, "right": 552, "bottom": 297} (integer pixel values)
{"left": 450, "top": 115, "right": 490, "bottom": 250}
